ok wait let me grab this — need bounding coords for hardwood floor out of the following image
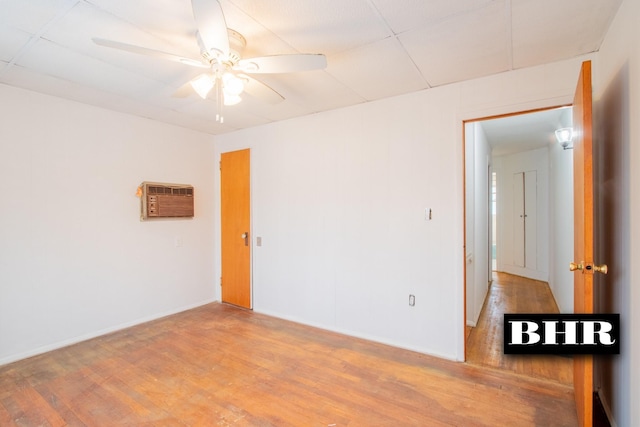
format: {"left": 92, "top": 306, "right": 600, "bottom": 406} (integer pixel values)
{"left": 466, "top": 272, "right": 574, "bottom": 385}
{"left": 0, "top": 302, "right": 577, "bottom": 426}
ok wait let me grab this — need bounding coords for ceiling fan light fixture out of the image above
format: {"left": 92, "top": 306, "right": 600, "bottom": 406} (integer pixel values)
{"left": 222, "top": 72, "right": 244, "bottom": 96}
{"left": 95, "top": 0, "right": 328, "bottom": 125}
{"left": 191, "top": 74, "right": 214, "bottom": 99}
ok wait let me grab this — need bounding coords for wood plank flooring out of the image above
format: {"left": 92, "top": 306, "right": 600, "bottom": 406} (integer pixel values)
{"left": 466, "top": 272, "right": 573, "bottom": 385}
{"left": 1, "top": 302, "right": 577, "bottom": 426}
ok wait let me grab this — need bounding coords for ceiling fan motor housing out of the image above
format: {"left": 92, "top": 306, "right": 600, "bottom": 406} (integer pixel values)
{"left": 200, "top": 28, "right": 246, "bottom": 66}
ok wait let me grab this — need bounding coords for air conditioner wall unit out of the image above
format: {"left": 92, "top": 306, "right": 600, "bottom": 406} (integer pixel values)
{"left": 140, "top": 182, "right": 194, "bottom": 220}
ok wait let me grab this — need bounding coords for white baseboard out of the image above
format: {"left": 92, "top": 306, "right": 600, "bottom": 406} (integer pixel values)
{"left": 252, "top": 307, "right": 459, "bottom": 362}
{"left": 0, "top": 299, "right": 218, "bottom": 367}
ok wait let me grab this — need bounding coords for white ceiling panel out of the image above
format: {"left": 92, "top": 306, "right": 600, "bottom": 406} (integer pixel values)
{"left": 228, "top": 91, "right": 314, "bottom": 122}
{"left": 327, "top": 37, "right": 429, "bottom": 101}
{"left": 16, "top": 39, "right": 166, "bottom": 98}
{"left": 177, "top": 97, "right": 269, "bottom": 128}
{"left": 45, "top": 2, "right": 203, "bottom": 82}
{"left": 86, "top": 0, "right": 200, "bottom": 54}
{"left": 0, "top": 27, "right": 32, "bottom": 63}
{"left": 259, "top": 70, "right": 365, "bottom": 113}
{"left": 0, "top": 0, "right": 623, "bottom": 135}
{"left": 226, "top": 0, "right": 391, "bottom": 54}
{"left": 371, "top": 0, "right": 496, "bottom": 33}
{"left": 399, "top": 1, "right": 511, "bottom": 87}
{"left": 0, "top": 64, "right": 168, "bottom": 118}
{"left": 0, "top": 0, "right": 79, "bottom": 34}
{"left": 512, "top": 0, "right": 623, "bottom": 68}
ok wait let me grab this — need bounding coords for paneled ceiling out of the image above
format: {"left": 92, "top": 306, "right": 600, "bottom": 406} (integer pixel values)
{"left": 0, "top": 0, "right": 622, "bottom": 135}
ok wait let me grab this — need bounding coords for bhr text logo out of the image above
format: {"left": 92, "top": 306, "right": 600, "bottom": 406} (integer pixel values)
{"left": 504, "top": 314, "right": 620, "bottom": 355}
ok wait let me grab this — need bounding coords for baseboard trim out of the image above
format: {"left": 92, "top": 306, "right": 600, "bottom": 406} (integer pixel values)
{"left": 0, "top": 299, "right": 218, "bottom": 367}
{"left": 252, "top": 307, "right": 459, "bottom": 362}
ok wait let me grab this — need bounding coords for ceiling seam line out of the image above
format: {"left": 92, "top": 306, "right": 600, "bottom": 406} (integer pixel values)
{"left": 363, "top": 0, "right": 432, "bottom": 88}
{"left": 0, "top": 0, "right": 82, "bottom": 78}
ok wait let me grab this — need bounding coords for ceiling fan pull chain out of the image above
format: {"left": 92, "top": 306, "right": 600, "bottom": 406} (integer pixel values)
{"left": 219, "top": 80, "right": 224, "bottom": 123}
{"left": 215, "top": 70, "right": 224, "bottom": 123}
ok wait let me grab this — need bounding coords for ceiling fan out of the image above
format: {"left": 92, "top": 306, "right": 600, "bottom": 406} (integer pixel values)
{"left": 93, "top": 0, "right": 327, "bottom": 123}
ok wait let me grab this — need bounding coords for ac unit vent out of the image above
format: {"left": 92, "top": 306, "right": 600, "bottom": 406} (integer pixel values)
{"left": 140, "top": 182, "right": 194, "bottom": 220}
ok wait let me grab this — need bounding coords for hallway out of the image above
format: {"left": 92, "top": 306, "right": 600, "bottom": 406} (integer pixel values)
{"left": 466, "top": 272, "right": 573, "bottom": 385}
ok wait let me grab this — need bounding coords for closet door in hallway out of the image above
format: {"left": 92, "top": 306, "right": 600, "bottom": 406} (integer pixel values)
{"left": 513, "top": 170, "right": 537, "bottom": 270}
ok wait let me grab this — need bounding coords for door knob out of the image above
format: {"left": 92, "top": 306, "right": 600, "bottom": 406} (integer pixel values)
{"left": 241, "top": 232, "right": 249, "bottom": 246}
{"left": 570, "top": 262, "right": 608, "bottom": 274}
{"left": 593, "top": 264, "right": 608, "bottom": 274}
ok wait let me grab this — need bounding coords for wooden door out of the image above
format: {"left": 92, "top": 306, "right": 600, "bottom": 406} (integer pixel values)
{"left": 220, "top": 149, "right": 251, "bottom": 309}
{"left": 572, "top": 60, "right": 594, "bottom": 427}
{"left": 512, "top": 170, "right": 537, "bottom": 269}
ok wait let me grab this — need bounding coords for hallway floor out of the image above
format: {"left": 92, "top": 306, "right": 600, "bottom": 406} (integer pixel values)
{"left": 466, "top": 272, "right": 573, "bottom": 385}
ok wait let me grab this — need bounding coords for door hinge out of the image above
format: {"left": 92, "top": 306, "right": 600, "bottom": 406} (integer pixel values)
{"left": 220, "top": 277, "right": 223, "bottom": 286}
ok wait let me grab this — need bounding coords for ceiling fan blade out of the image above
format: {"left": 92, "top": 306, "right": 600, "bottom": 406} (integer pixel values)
{"left": 172, "top": 74, "right": 215, "bottom": 99}
{"left": 172, "top": 82, "right": 195, "bottom": 98}
{"left": 242, "top": 75, "right": 284, "bottom": 104}
{"left": 191, "top": 0, "right": 229, "bottom": 59}
{"left": 236, "top": 54, "right": 327, "bottom": 74}
{"left": 93, "top": 38, "right": 207, "bottom": 68}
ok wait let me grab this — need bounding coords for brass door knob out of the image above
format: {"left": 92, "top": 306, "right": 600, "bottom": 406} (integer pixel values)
{"left": 593, "top": 264, "right": 608, "bottom": 274}
{"left": 570, "top": 262, "right": 608, "bottom": 274}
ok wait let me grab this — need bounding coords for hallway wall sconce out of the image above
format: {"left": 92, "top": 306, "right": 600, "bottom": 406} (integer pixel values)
{"left": 555, "top": 127, "right": 573, "bottom": 150}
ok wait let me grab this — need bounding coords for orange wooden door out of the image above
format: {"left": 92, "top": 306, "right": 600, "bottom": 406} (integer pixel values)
{"left": 572, "top": 60, "right": 594, "bottom": 427}
{"left": 220, "top": 149, "right": 251, "bottom": 309}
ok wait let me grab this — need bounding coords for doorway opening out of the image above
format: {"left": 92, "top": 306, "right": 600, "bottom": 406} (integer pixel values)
{"left": 463, "top": 106, "right": 574, "bottom": 385}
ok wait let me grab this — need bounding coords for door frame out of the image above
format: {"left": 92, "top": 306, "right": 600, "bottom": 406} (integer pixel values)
{"left": 462, "top": 104, "right": 570, "bottom": 359}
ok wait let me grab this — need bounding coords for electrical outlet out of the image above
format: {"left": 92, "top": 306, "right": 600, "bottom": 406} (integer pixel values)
{"left": 409, "top": 294, "right": 415, "bottom": 306}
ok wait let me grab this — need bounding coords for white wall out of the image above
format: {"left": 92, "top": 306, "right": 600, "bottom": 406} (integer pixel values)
{"left": 0, "top": 85, "right": 216, "bottom": 365}
{"left": 493, "top": 147, "right": 550, "bottom": 282}
{"left": 214, "top": 55, "right": 591, "bottom": 361}
{"left": 591, "top": 0, "right": 640, "bottom": 425}
{"left": 465, "top": 122, "right": 491, "bottom": 327}
{"left": 548, "top": 133, "right": 574, "bottom": 313}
